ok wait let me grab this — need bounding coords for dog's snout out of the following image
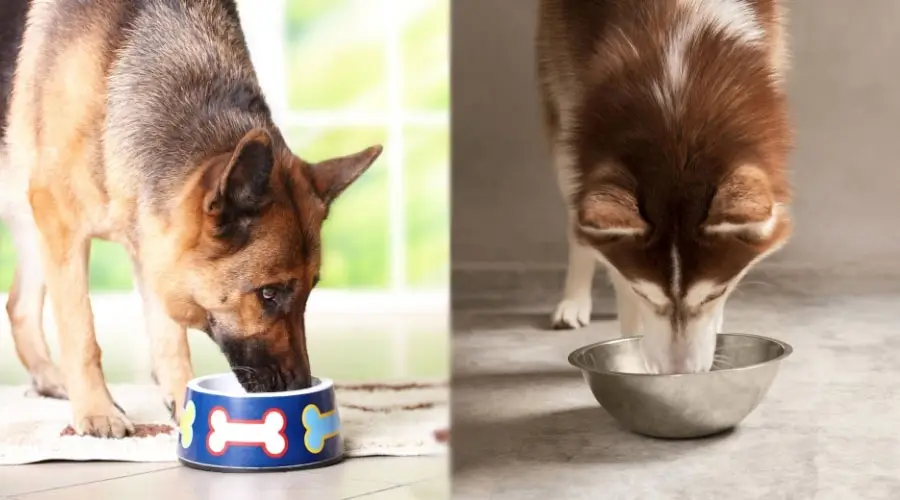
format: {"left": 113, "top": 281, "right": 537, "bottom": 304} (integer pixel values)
{"left": 640, "top": 333, "right": 715, "bottom": 375}
{"left": 241, "top": 357, "right": 311, "bottom": 393}
{"left": 216, "top": 333, "right": 311, "bottom": 393}
{"left": 650, "top": 356, "right": 709, "bottom": 375}
{"left": 236, "top": 367, "right": 311, "bottom": 393}
{"left": 286, "top": 374, "right": 313, "bottom": 391}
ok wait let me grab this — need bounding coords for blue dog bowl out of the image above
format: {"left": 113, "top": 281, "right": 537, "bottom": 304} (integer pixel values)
{"left": 176, "top": 373, "right": 343, "bottom": 472}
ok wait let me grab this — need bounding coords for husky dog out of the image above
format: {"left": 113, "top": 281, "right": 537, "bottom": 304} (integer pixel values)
{"left": 536, "top": 0, "right": 792, "bottom": 373}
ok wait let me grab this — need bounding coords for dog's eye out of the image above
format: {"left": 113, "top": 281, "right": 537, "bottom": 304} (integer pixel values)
{"left": 700, "top": 288, "right": 727, "bottom": 306}
{"left": 632, "top": 288, "right": 649, "bottom": 301}
{"left": 259, "top": 286, "right": 278, "bottom": 302}
{"left": 631, "top": 288, "right": 659, "bottom": 306}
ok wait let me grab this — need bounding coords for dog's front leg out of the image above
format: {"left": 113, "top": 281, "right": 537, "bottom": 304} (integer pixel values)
{"left": 131, "top": 264, "right": 193, "bottom": 422}
{"left": 143, "top": 292, "right": 193, "bottom": 423}
{"left": 551, "top": 218, "right": 595, "bottom": 329}
{"left": 30, "top": 191, "right": 133, "bottom": 438}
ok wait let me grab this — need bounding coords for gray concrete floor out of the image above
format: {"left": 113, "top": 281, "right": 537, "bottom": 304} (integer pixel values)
{"left": 452, "top": 271, "right": 900, "bottom": 499}
{"left": 0, "top": 297, "right": 449, "bottom": 499}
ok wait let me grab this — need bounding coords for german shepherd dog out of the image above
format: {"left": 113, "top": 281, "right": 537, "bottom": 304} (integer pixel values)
{"left": 0, "top": 0, "right": 381, "bottom": 437}
{"left": 537, "top": 0, "right": 792, "bottom": 374}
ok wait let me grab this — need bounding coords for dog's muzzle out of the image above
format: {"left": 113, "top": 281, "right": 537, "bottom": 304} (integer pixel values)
{"left": 214, "top": 333, "right": 312, "bottom": 393}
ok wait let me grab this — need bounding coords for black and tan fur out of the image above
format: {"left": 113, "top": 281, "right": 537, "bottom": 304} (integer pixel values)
{"left": 0, "top": 0, "right": 381, "bottom": 437}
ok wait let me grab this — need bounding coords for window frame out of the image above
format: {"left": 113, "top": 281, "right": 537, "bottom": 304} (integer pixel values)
{"left": 240, "top": 0, "right": 448, "bottom": 296}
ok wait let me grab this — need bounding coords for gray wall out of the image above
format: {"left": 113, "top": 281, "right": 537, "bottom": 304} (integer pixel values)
{"left": 452, "top": 0, "right": 900, "bottom": 272}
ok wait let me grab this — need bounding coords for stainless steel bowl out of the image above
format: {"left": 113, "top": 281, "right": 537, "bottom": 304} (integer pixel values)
{"left": 568, "top": 333, "right": 792, "bottom": 439}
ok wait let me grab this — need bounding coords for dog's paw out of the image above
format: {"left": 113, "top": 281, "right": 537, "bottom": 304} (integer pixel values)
{"left": 75, "top": 406, "right": 135, "bottom": 438}
{"left": 29, "top": 364, "right": 68, "bottom": 400}
{"left": 551, "top": 296, "right": 592, "bottom": 329}
{"left": 164, "top": 394, "right": 181, "bottom": 423}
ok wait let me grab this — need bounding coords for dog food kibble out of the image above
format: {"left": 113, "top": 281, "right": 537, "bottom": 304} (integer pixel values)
{"left": 60, "top": 424, "right": 175, "bottom": 438}
{"left": 434, "top": 428, "right": 450, "bottom": 443}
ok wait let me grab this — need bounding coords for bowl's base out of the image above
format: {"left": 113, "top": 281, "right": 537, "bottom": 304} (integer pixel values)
{"left": 178, "top": 454, "right": 344, "bottom": 473}
{"left": 627, "top": 426, "right": 736, "bottom": 440}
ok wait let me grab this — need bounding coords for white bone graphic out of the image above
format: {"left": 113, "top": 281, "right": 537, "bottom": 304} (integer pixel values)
{"left": 206, "top": 407, "right": 288, "bottom": 457}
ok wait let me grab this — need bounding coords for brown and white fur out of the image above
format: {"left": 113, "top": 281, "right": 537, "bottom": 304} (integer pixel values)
{"left": 536, "top": 0, "right": 792, "bottom": 373}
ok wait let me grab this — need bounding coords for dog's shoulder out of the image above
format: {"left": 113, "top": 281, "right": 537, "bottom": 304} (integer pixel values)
{"left": 102, "top": 0, "right": 271, "bottom": 211}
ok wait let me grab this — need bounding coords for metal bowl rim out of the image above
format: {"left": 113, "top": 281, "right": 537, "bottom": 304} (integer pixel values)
{"left": 567, "top": 332, "right": 793, "bottom": 378}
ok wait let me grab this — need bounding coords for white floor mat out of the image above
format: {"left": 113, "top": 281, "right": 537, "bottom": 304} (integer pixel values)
{"left": 0, "top": 381, "right": 449, "bottom": 465}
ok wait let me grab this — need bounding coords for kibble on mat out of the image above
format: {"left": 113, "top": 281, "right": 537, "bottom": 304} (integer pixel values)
{"left": 60, "top": 424, "right": 174, "bottom": 438}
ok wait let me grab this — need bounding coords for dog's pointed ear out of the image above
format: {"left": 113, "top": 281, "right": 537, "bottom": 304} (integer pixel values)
{"left": 203, "top": 129, "right": 275, "bottom": 243}
{"left": 309, "top": 145, "right": 383, "bottom": 205}
{"left": 704, "top": 165, "right": 778, "bottom": 240}
{"left": 204, "top": 128, "right": 275, "bottom": 216}
{"left": 577, "top": 186, "right": 648, "bottom": 238}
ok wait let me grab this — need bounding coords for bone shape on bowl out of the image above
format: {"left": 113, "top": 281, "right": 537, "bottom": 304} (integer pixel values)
{"left": 207, "top": 407, "right": 288, "bottom": 457}
{"left": 179, "top": 400, "right": 197, "bottom": 449}
{"left": 302, "top": 404, "right": 340, "bottom": 454}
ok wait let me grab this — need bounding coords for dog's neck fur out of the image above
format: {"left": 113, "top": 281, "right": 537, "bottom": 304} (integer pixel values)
{"left": 104, "top": 0, "right": 278, "bottom": 214}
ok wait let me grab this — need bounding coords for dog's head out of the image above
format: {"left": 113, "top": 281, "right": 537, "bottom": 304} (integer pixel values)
{"left": 160, "top": 128, "right": 381, "bottom": 392}
{"left": 571, "top": 8, "right": 792, "bottom": 374}
{"left": 575, "top": 163, "right": 790, "bottom": 374}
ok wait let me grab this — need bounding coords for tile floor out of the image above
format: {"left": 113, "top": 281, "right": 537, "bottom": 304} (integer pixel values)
{"left": 452, "top": 270, "right": 900, "bottom": 499}
{"left": 0, "top": 295, "right": 448, "bottom": 499}
{"left": 1, "top": 457, "right": 448, "bottom": 499}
